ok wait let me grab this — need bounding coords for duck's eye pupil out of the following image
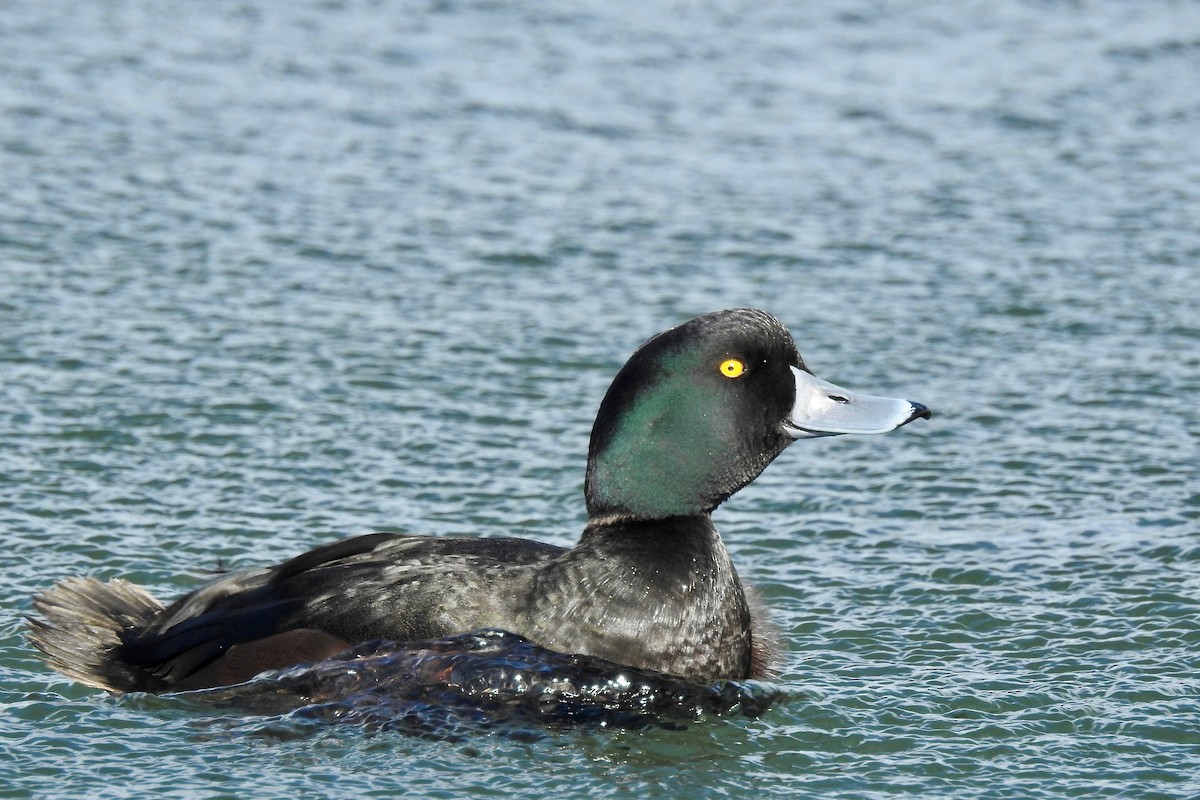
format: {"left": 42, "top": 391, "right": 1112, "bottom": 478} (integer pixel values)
{"left": 719, "top": 359, "right": 746, "bottom": 379}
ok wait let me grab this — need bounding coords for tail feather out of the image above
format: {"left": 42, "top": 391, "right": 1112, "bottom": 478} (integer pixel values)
{"left": 28, "top": 577, "right": 165, "bottom": 693}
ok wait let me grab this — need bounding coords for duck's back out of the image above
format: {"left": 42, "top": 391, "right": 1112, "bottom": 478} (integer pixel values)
{"left": 31, "top": 532, "right": 566, "bottom": 693}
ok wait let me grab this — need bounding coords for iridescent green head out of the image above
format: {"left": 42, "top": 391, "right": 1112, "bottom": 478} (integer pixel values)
{"left": 584, "top": 309, "right": 930, "bottom": 521}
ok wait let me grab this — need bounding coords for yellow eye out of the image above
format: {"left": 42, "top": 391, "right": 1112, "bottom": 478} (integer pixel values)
{"left": 719, "top": 358, "right": 745, "bottom": 379}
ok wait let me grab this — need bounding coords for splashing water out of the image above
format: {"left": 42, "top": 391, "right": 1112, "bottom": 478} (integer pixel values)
{"left": 167, "top": 630, "right": 785, "bottom": 740}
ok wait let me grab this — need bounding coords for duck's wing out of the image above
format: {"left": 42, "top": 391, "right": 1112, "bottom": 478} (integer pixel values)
{"left": 114, "top": 532, "right": 564, "bottom": 691}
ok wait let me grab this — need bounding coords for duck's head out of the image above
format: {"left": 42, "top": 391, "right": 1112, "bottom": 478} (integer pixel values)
{"left": 585, "top": 308, "right": 930, "bottom": 521}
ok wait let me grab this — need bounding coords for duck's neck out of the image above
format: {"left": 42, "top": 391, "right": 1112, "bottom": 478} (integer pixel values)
{"left": 576, "top": 513, "right": 727, "bottom": 580}
{"left": 528, "top": 514, "right": 753, "bottom": 681}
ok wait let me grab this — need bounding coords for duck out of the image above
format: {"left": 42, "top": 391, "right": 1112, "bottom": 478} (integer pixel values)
{"left": 29, "top": 308, "right": 930, "bottom": 693}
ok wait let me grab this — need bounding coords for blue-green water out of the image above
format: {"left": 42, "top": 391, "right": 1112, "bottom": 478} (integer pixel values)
{"left": 3, "top": 0, "right": 1200, "bottom": 797}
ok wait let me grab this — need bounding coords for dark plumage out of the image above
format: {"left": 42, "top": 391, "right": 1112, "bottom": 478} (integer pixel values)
{"left": 29, "top": 308, "right": 930, "bottom": 693}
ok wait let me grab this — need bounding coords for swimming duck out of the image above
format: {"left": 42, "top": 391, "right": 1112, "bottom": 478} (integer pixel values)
{"left": 29, "top": 308, "right": 929, "bottom": 693}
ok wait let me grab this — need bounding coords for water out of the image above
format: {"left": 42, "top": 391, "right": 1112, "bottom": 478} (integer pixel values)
{"left": 2, "top": 0, "right": 1199, "bottom": 797}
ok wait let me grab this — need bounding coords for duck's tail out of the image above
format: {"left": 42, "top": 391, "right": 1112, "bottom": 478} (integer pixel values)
{"left": 27, "top": 577, "right": 164, "bottom": 693}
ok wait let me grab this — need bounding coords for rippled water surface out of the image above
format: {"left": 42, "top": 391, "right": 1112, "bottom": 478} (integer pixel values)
{"left": 3, "top": 1, "right": 1200, "bottom": 798}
